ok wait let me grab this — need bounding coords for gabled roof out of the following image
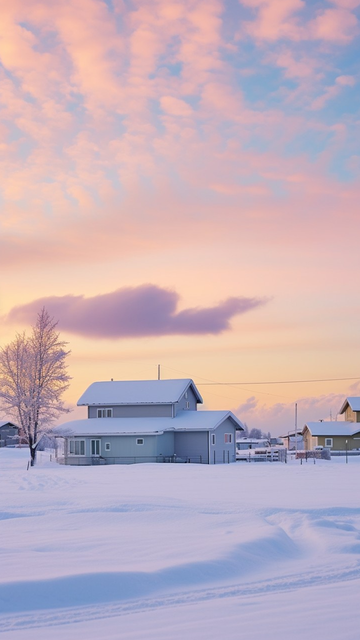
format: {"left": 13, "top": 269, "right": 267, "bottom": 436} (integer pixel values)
{"left": 77, "top": 379, "right": 203, "bottom": 406}
{"left": 0, "top": 421, "right": 18, "bottom": 429}
{"left": 53, "top": 410, "right": 244, "bottom": 437}
{"left": 339, "top": 397, "right": 360, "bottom": 415}
{"left": 302, "top": 421, "right": 360, "bottom": 437}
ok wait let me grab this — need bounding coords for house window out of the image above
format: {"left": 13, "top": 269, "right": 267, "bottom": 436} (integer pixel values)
{"left": 136, "top": 438, "right": 144, "bottom": 445}
{"left": 105, "top": 442, "right": 111, "bottom": 452}
{"left": 325, "top": 438, "right": 333, "bottom": 448}
{"left": 69, "top": 440, "right": 85, "bottom": 456}
{"left": 97, "top": 408, "right": 113, "bottom": 418}
{"left": 224, "top": 433, "right": 232, "bottom": 444}
{"left": 185, "top": 391, "right": 188, "bottom": 399}
{"left": 186, "top": 401, "right": 190, "bottom": 409}
{"left": 211, "top": 434, "right": 216, "bottom": 445}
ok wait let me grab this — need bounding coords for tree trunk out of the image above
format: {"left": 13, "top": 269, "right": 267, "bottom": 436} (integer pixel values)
{"left": 29, "top": 435, "right": 36, "bottom": 466}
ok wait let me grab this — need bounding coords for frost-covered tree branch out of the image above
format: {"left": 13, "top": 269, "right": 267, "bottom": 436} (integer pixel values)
{"left": 0, "top": 308, "right": 71, "bottom": 465}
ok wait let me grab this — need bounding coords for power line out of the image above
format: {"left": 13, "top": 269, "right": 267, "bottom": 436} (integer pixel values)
{"left": 158, "top": 364, "right": 290, "bottom": 399}
{"left": 196, "top": 376, "right": 360, "bottom": 386}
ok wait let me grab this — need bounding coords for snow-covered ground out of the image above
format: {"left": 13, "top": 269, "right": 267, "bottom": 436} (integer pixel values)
{"left": 1, "top": 449, "right": 360, "bottom": 639}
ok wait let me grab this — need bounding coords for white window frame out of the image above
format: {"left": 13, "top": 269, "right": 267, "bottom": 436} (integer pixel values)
{"left": 91, "top": 439, "right": 101, "bottom": 456}
{"left": 211, "top": 434, "right": 216, "bottom": 445}
{"left": 68, "top": 439, "right": 85, "bottom": 456}
{"left": 186, "top": 401, "right": 190, "bottom": 409}
{"left": 97, "top": 408, "right": 113, "bottom": 418}
{"left": 224, "top": 433, "right": 232, "bottom": 444}
{"left": 325, "top": 438, "right": 333, "bottom": 448}
{"left": 105, "top": 442, "right": 111, "bottom": 452}
{"left": 136, "top": 438, "right": 144, "bottom": 445}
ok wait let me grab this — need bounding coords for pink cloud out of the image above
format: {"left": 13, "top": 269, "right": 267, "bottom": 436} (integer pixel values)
{"left": 200, "top": 82, "right": 244, "bottom": 120}
{"left": 310, "top": 8, "right": 359, "bottom": 42}
{"left": 0, "top": 0, "right": 358, "bottom": 274}
{"left": 329, "top": 0, "right": 360, "bottom": 8}
{"left": 240, "top": 0, "right": 359, "bottom": 43}
{"left": 241, "top": 0, "right": 306, "bottom": 41}
{"left": 270, "top": 48, "right": 322, "bottom": 80}
{"left": 0, "top": 131, "right": 359, "bottom": 271}
{"left": 160, "top": 96, "right": 194, "bottom": 117}
{"left": 4, "top": 286, "right": 268, "bottom": 338}
{"left": 336, "top": 75, "right": 356, "bottom": 86}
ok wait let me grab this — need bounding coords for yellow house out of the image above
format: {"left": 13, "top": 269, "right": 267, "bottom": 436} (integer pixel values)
{"left": 302, "top": 421, "right": 360, "bottom": 451}
{"left": 338, "top": 397, "right": 360, "bottom": 423}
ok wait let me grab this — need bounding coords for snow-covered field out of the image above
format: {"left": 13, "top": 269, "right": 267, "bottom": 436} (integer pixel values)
{"left": 1, "top": 449, "right": 360, "bottom": 639}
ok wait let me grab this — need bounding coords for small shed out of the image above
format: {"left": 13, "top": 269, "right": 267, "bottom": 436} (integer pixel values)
{"left": 0, "top": 421, "right": 19, "bottom": 447}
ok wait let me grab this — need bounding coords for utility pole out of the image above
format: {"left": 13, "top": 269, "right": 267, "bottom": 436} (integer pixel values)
{"left": 157, "top": 364, "right": 161, "bottom": 380}
{"left": 295, "top": 402, "right": 298, "bottom": 454}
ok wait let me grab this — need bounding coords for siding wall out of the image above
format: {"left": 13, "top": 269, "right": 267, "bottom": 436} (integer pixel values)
{"left": 99, "top": 435, "right": 158, "bottom": 457}
{"left": 209, "top": 417, "right": 236, "bottom": 464}
{"left": 155, "top": 432, "right": 175, "bottom": 458}
{"left": 88, "top": 404, "right": 173, "bottom": 418}
{"left": 0, "top": 426, "right": 19, "bottom": 447}
{"left": 344, "top": 407, "right": 360, "bottom": 423}
{"left": 303, "top": 430, "right": 360, "bottom": 450}
{"left": 64, "top": 433, "right": 159, "bottom": 463}
{"left": 175, "top": 387, "right": 198, "bottom": 414}
{"left": 174, "top": 431, "right": 209, "bottom": 463}
{"left": 303, "top": 429, "right": 311, "bottom": 450}
{"left": 316, "top": 435, "right": 360, "bottom": 450}
{"left": 345, "top": 406, "right": 356, "bottom": 422}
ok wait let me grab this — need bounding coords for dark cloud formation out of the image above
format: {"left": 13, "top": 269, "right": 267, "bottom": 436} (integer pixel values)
{"left": 5, "top": 285, "right": 267, "bottom": 339}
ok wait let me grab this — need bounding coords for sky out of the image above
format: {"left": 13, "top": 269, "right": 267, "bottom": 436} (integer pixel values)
{"left": 0, "top": 0, "right": 359, "bottom": 435}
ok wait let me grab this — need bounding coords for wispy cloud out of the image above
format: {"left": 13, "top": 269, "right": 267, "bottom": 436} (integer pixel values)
{"left": 4, "top": 286, "right": 268, "bottom": 338}
{"left": 0, "top": 0, "right": 358, "bottom": 271}
{"left": 240, "top": 0, "right": 359, "bottom": 43}
{"left": 311, "top": 75, "right": 356, "bottom": 110}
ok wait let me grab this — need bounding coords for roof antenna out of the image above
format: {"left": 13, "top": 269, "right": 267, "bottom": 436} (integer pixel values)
{"left": 158, "top": 364, "right": 161, "bottom": 380}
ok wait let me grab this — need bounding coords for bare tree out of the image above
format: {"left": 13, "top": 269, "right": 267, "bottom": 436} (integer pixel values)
{"left": 249, "top": 428, "right": 263, "bottom": 440}
{"left": 0, "top": 308, "right": 71, "bottom": 465}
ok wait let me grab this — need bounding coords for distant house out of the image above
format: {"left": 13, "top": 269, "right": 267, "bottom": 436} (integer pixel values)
{"left": 302, "top": 422, "right": 360, "bottom": 451}
{"left": 0, "top": 421, "right": 19, "bottom": 447}
{"left": 54, "top": 378, "right": 245, "bottom": 465}
{"left": 302, "top": 396, "right": 360, "bottom": 451}
{"left": 280, "top": 431, "right": 303, "bottom": 450}
{"left": 338, "top": 397, "right": 360, "bottom": 423}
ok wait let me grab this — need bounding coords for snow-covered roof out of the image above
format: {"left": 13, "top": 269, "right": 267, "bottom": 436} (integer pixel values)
{"left": 77, "top": 379, "right": 203, "bottom": 406}
{"left": 339, "top": 397, "right": 360, "bottom": 414}
{"left": 280, "top": 431, "right": 303, "bottom": 439}
{"left": 0, "top": 420, "right": 17, "bottom": 429}
{"left": 302, "top": 421, "right": 360, "bottom": 437}
{"left": 53, "top": 410, "right": 244, "bottom": 437}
